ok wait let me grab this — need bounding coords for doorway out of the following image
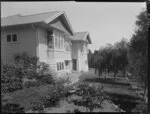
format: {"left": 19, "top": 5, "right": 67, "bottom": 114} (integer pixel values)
{"left": 72, "top": 59, "right": 77, "bottom": 71}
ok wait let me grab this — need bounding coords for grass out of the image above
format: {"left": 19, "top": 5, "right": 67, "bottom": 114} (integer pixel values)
{"left": 4, "top": 85, "right": 52, "bottom": 111}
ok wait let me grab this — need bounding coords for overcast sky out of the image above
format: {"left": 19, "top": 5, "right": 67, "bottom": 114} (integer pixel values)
{"left": 1, "top": 2, "right": 146, "bottom": 52}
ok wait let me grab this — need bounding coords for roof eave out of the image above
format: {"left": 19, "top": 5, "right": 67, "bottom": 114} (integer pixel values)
{"left": 1, "top": 21, "right": 43, "bottom": 28}
{"left": 44, "top": 11, "right": 74, "bottom": 36}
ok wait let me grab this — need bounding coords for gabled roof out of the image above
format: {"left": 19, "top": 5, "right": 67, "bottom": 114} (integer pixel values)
{"left": 67, "top": 31, "right": 92, "bottom": 44}
{"left": 1, "top": 11, "right": 74, "bottom": 35}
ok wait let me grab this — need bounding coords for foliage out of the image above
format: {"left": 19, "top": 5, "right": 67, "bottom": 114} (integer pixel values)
{"left": 131, "top": 103, "right": 148, "bottom": 114}
{"left": 88, "top": 38, "right": 129, "bottom": 80}
{"left": 128, "top": 9, "right": 148, "bottom": 98}
{"left": 1, "top": 95, "right": 25, "bottom": 113}
{"left": 36, "top": 74, "right": 56, "bottom": 85}
{"left": 23, "top": 80, "right": 42, "bottom": 88}
{"left": 87, "top": 9, "right": 148, "bottom": 104}
{"left": 39, "top": 79, "right": 69, "bottom": 108}
{"left": 1, "top": 64, "right": 23, "bottom": 93}
{"left": 70, "top": 82, "right": 107, "bottom": 112}
{"left": 2, "top": 52, "right": 55, "bottom": 92}
{"left": 31, "top": 99, "right": 45, "bottom": 113}
{"left": 73, "top": 108, "right": 81, "bottom": 113}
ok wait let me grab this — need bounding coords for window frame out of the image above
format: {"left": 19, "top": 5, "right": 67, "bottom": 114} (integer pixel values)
{"left": 57, "top": 62, "right": 64, "bottom": 71}
{"left": 6, "top": 34, "right": 18, "bottom": 43}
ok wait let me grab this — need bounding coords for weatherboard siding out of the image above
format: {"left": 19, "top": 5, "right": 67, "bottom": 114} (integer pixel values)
{"left": 1, "top": 26, "right": 37, "bottom": 64}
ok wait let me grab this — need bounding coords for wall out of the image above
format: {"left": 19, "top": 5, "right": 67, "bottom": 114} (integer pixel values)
{"left": 37, "top": 28, "right": 72, "bottom": 74}
{"left": 1, "top": 25, "right": 36, "bottom": 64}
{"left": 72, "top": 41, "right": 89, "bottom": 72}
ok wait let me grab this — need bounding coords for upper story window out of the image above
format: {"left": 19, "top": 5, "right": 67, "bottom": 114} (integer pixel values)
{"left": 65, "top": 41, "right": 71, "bottom": 52}
{"left": 7, "top": 34, "right": 18, "bottom": 43}
{"left": 47, "top": 31, "right": 54, "bottom": 49}
{"left": 54, "top": 32, "right": 64, "bottom": 50}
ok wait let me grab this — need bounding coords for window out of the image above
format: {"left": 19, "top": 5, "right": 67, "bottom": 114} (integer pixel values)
{"left": 62, "top": 62, "right": 64, "bottom": 69}
{"left": 47, "top": 31, "right": 53, "bottom": 48}
{"left": 65, "top": 61, "right": 69, "bottom": 66}
{"left": 7, "top": 35, "right": 11, "bottom": 42}
{"left": 12, "top": 34, "right": 17, "bottom": 42}
{"left": 59, "top": 36, "right": 61, "bottom": 49}
{"left": 57, "top": 63, "right": 59, "bottom": 71}
{"left": 59, "top": 62, "right": 61, "bottom": 70}
{"left": 57, "top": 62, "right": 64, "bottom": 71}
{"left": 7, "top": 34, "right": 18, "bottom": 43}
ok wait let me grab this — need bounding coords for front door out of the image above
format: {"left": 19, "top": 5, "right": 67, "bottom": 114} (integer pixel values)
{"left": 72, "top": 59, "right": 77, "bottom": 71}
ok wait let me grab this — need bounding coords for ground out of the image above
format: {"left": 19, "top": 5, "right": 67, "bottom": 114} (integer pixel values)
{"left": 3, "top": 69, "right": 146, "bottom": 113}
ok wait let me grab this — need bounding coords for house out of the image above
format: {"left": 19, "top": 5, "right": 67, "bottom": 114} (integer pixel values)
{"left": 1, "top": 11, "right": 92, "bottom": 76}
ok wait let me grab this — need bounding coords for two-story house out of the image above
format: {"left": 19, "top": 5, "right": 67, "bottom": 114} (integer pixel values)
{"left": 1, "top": 11, "right": 92, "bottom": 76}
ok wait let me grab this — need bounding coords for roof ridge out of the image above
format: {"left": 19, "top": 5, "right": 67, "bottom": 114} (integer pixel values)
{"left": 20, "top": 11, "right": 62, "bottom": 17}
{"left": 2, "top": 11, "right": 62, "bottom": 19}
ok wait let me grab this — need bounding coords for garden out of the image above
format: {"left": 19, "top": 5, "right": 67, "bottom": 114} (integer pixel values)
{"left": 1, "top": 53, "right": 116, "bottom": 113}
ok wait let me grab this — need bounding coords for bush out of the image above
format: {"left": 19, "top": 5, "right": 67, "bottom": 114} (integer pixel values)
{"left": 1, "top": 64, "right": 23, "bottom": 93}
{"left": 42, "top": 85, "right": 66, "bottom": 107}
{"left": 73, "top": 108, "right": 81, "bottom": 113}
{"left": 40, "top": 80, "right": 68, "bottom": 108}
{"left": 1, "top": 52, "right": 56, "bottom": 92}
{"left": 69, "top": 82, "right": 107, "bottom": 112}
{"left": 131, "top": 103, "right": 148, "bottom": 114}
{"left": 31, "top": 99, "right": 45, "bottom": 113}
{"left": 1, "top": 103, "right": 25, "bottom": 113}
{"left": 36, "top": 74, "right": 55, "bottom": 85}
{"left": 1, "top": 94, "right": 25, "bottom": 113}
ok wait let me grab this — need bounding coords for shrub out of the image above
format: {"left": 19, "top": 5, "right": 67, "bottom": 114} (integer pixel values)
{"left": 36, "top": 74, "right": 55, "bottom": 85}
{"left": 70, "top": 82, "right": 107, "bottom": 112}
{"left": 1, "top": 64, "right": 23, "bottom": 93}
{"left": 43, "top": 85, "right": 66, "bottom": 107}
{"left": 14, "top": 52, "right": 56, "bottom": 85}
{"left": 1, "top": 103, "right": 25, "bottom": 113}
{"left": 73, "top": 108, "right": 81, "bottom": 113}
{"left": 31, "top": 99, "right": 45, "bottom": 113}
{"left": 40, "top": 80, "right": 68, "bottom": 108}
{"left": 1, "top": 94, "right": 25, "bottom": 113}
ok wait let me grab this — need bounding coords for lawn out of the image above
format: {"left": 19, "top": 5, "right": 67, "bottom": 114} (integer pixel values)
{"left": 3, "top": 69, "right": 146, "bottom": 113}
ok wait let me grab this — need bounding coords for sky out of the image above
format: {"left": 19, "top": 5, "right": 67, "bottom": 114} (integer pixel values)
{"left": 1, "top": 2, "right": 146, "bottom": 52}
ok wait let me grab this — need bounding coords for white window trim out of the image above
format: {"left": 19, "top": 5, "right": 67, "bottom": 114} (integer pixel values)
{"left": 56, "top": 61, "right": 65, "bottom": 72}
{"left": 6, "top": 34, "right": 19, "bottom": 44}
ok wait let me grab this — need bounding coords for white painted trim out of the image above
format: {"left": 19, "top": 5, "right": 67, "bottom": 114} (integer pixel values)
{"left": 44, "top": 11, "right": 64, "bottom": 24}
{"left": 6, "top": 33, "right": 19, "bottom": 44}
{"left": 62, "top": 11, "right": 74, "bottom": 35}
{"left": 44, "top": 11, "right": 74, "bottom": 36}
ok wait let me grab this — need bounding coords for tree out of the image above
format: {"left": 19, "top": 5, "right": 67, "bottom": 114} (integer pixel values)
{"left": 128, "top": 9, "right": 148, "bottom": 102}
